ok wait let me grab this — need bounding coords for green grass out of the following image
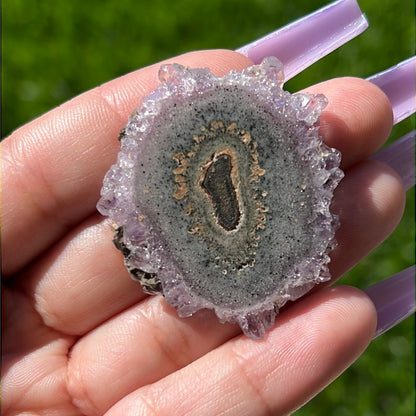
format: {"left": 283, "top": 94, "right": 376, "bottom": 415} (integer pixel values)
{"left": 2, "top": 0, "right": 414, "bottom": 414}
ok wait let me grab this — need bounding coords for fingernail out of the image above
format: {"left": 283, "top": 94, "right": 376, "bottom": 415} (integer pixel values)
{"left": 237, "top": 0, "right": 368, "bottom": 81}
{"left": 371, "top": 130, "right": 415, "bottom": 191}
{"left": 367, "top": 57, "right": 416, "bottom": 124}
{"left": 364, "top": 266, "right": 415, "bottom": 338}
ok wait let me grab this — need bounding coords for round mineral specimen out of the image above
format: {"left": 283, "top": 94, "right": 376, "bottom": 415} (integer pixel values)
{"left": 97, "top": 57, "right": 344, "bottom": 339}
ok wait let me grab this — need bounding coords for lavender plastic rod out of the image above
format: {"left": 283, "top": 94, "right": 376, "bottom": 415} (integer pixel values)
{"left": 367, "top": 57, "right": 416, "bottom": 124}
{"left": 237, "top": 0, "right": 368, "bottom": 81}
{"left": 365, "top": 266, "right": 415, "bottom": 338}
{"left": 371, "top": 130, "right": 415, "bottom": 191}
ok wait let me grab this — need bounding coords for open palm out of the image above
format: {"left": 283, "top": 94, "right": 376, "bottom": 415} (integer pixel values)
{"left": 2, "top": 50, "right": 405, "bottom": 415}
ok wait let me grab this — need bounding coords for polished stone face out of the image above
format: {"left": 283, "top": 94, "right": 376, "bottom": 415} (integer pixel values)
{"left": 97, "top": 58, "right": 344, "bottom": 339}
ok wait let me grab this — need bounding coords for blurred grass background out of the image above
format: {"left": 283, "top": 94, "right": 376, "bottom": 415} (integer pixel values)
{"left": 2, "top": 0, "right": 414, "bottom": 414}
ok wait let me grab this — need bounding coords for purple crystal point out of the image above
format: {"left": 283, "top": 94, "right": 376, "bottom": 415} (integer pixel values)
{"left": 97, "top": 58, "right": 344, "bottom": 339}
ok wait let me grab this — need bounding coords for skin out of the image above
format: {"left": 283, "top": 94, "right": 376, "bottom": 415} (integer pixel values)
{"left": 2, "top": 50, "right": 406, "bottom": 416}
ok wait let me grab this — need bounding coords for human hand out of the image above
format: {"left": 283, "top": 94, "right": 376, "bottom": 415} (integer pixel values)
{"left": 2, "top": 50, "right": 405, "bottom": 415}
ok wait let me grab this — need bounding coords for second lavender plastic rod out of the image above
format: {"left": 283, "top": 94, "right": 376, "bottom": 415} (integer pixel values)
{"left": 367, "top": 57, "right": 416, "bottom": 124}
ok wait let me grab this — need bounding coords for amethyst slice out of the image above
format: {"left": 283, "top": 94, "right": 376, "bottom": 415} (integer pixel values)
{"left": 97, "top": 57, "right": 344, "bottom": 339}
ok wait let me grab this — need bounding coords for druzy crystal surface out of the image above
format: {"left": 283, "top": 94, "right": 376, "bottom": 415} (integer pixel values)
{"left": 97, "top": 57, "right": 344, "bottom": 339}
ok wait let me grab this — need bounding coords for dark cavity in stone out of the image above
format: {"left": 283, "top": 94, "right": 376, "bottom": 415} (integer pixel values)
{"left": 201, "top": 153, "right": 241, "bottom": 231}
